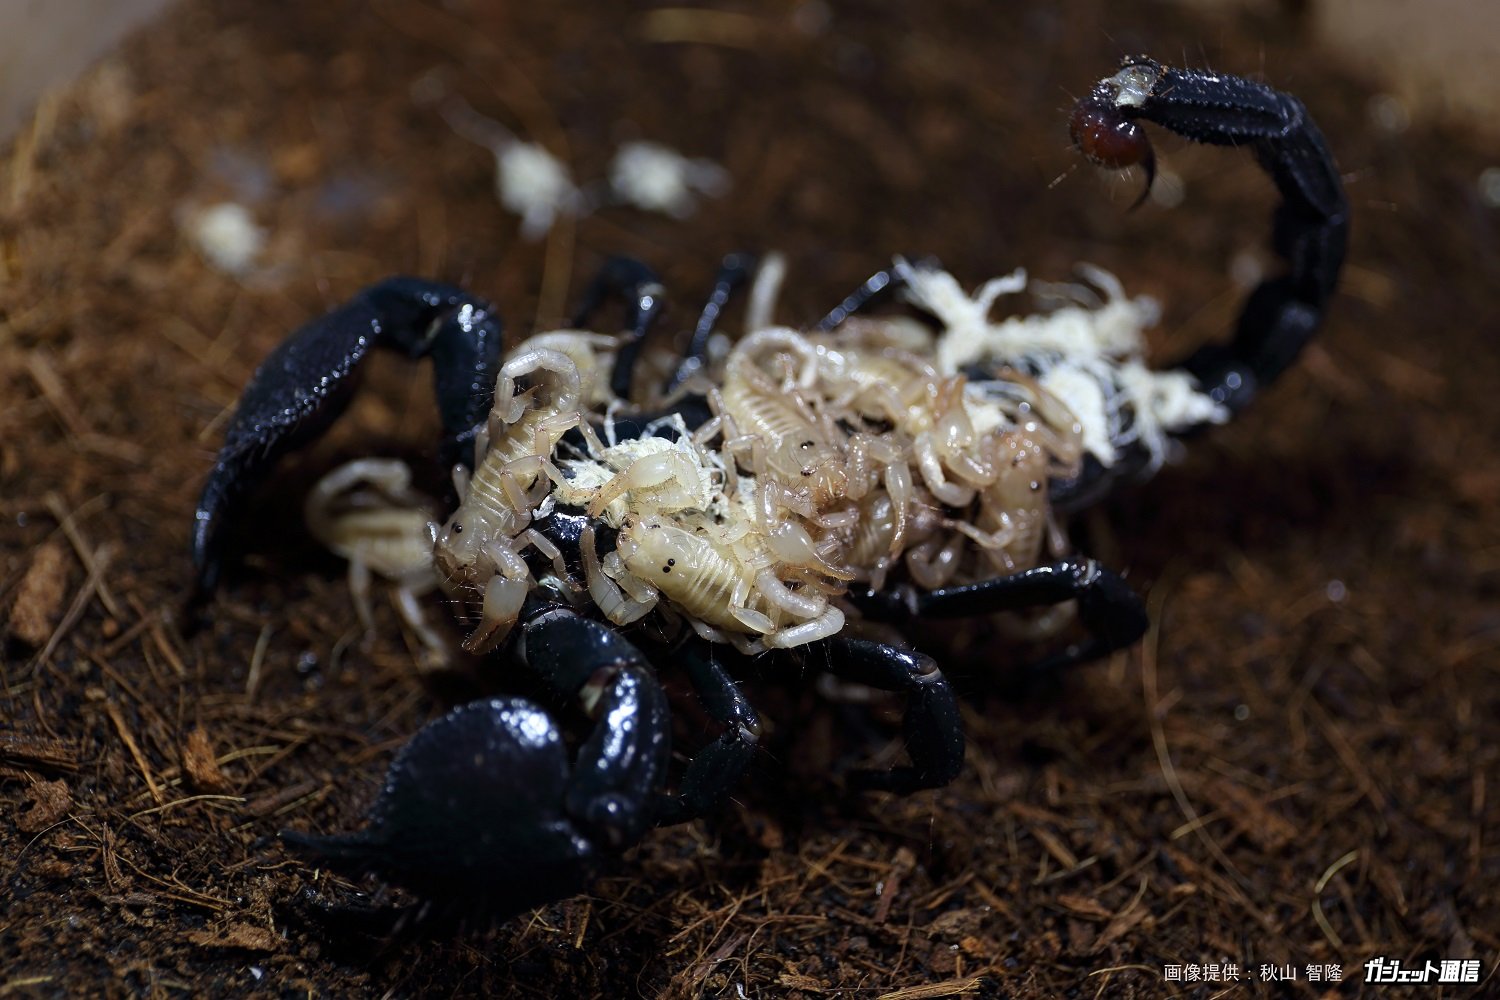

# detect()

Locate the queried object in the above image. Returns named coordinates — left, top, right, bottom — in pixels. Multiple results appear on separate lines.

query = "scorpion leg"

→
left=853, top=559, right=1149, bottom=677
left=191, top=277, right=503, bottom=603
left=571, top=256, right=668, bottom=402
left=655, top=646, right=762, bottom=825
left=931, top=560, right=1147, bottom=675
left=518, top=606, right=673, bottom=849
left=592, top=253, right=753, bottom=435
left=815, top=265, right=901, bottom=332
left=1072, top=56, right=1348, bottom=415
left=282, top=601, right=671, bottom=918
left=814, top=255, right=945, bottom=332
left=663, top=252, right=757, bottom=394
left=516, top=531, right=759, bottom=827
left=572, top=255, right=754, bottom=439
left=818, top=638, right=965, bottom=795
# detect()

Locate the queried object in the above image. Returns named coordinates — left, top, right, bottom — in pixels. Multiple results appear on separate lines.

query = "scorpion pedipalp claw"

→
left=282, top=697, right=601, bottom=920
left=190, top=277, right=503, bottom=607
left=282, top=609, right=676, bottom=921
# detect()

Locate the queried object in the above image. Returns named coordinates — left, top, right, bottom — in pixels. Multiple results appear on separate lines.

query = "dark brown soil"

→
left=2, top=1, right=1497, bottom=997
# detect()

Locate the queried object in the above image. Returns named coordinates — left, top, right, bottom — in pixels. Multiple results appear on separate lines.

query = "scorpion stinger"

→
left=190, top=277, right=503, bottom=604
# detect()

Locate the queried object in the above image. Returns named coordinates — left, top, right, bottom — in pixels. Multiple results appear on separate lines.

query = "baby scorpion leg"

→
left=192, top=277, right=503, bottom=604
left=571, top=256, right=668, bottom=402
left=815, top=638, right=965, bottom=795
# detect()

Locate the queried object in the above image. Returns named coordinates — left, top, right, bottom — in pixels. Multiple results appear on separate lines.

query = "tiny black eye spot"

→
left=666, top=559, right=675, bottom=567
left=800, top=440, right=815, bottom=448
left=662, top=565, right=672, bottom=574
left=452, top=522, right=463, bottom=533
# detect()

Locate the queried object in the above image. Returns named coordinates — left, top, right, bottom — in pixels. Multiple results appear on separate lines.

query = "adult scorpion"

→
left=190, top=57, right=1346, bottom=919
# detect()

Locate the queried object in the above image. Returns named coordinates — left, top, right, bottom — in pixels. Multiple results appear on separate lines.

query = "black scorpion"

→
left=190, top=58, right=1346, bottom=920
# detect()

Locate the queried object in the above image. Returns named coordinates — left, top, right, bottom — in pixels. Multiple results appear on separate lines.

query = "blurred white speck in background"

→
left=1366, top=93, right=1411, bottom=135
left=1148, top=165, right=1185, bottom=209
left=1229, top=250, right=1265, bottom=292
left=609, top=141, right=731, bottom=218
left=493, top=141, right=583, bottom=240
left=419, top=81, right=583, bottom=240
left=184, top=202, right=267, bottom=276
left=1478, top=167, right=1500, bottom=208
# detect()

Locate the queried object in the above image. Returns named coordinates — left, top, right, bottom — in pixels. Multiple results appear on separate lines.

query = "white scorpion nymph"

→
left=433, top=342, right=585, bottom=651
left=303, top=458, right=447, bottom=669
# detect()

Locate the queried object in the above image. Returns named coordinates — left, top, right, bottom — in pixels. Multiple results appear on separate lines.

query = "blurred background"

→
left=6, top=0, right=1499, bottom=142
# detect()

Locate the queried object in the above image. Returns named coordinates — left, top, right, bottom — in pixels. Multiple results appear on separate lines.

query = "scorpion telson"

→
left=190, top=58, right=1346, bottom=922
left=1070, top=61, right=1161, bottom=206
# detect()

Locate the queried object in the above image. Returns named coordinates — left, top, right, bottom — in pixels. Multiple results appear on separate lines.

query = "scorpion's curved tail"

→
left=1071, top=56, right=1348, bottom=416
left=817, top=58, right=1347, bottom=515
left=1050, top=56, right=1349, bottom=509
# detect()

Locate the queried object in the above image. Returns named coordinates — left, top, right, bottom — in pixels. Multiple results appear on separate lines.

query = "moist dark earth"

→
left=2, top=1, right=1497, bottom=997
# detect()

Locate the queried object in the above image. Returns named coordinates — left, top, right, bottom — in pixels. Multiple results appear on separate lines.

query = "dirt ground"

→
left=2, top=0, right=1497, bottom=997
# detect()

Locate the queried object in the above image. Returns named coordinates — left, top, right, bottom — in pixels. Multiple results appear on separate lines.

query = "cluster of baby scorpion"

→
left=387, top=253, right=1208, bottom=659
